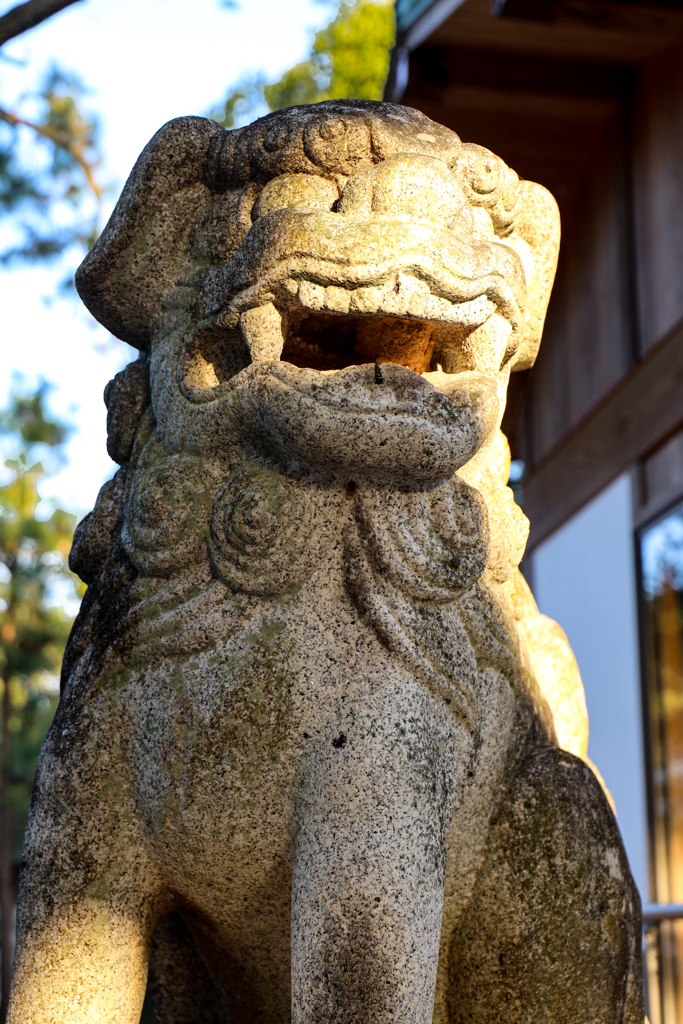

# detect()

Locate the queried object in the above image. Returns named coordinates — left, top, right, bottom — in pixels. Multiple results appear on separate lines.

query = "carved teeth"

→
left=324, top=286, right=351, bottom=314
left=349, top=286, right=382, bottom=314
left=294, top=274, right=496, bottom=329
left=427, top=292, right=496, bottom=327
left=426, top=294, right=452, bottom=321
left=239, top=302, right=285, bottom=363
left=378, top=272, right=430, bottom=317
left=298, top=280, right=326, bottom=311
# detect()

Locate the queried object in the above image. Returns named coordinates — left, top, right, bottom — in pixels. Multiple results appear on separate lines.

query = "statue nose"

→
left=338, top=152, right=470, bottom=232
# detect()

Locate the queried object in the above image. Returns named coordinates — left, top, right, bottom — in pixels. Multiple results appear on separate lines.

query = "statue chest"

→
left=92, top=600, right=483, bottom=875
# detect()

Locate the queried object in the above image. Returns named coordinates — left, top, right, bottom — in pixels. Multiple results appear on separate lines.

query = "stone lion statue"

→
left=8, top=100, right=642, bottom=1024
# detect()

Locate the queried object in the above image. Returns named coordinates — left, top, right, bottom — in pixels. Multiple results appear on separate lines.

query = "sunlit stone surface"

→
left=8, top=100, right=642, bottom=1024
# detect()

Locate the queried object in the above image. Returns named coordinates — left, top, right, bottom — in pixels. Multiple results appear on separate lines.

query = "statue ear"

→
left=503, top=180, right=560, bottom=371
left=75, top=116, right=230, bottom=351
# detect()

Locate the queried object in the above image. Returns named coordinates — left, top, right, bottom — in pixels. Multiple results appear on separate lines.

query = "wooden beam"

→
left=429, top=0, right=683, bottom=64
left=401, top=0, right=468, bottom=49
left=524, top=314, right=683, bottom=549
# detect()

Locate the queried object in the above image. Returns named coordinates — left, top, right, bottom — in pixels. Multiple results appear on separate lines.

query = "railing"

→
left=643, top=905, right=683, bottom=924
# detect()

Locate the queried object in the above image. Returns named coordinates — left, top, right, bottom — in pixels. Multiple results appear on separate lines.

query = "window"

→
left=639, top=502, right=683, bottom=1023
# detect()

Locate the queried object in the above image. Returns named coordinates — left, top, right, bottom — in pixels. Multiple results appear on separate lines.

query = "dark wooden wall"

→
left=633, top=42, right=683, bottom=353
left=398, top=2, right=683, bottom=544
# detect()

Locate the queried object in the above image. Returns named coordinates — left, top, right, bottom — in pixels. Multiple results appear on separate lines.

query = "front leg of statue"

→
left=290, top=683, right=466, bottom=1024
left=7, top=712, right=162, bottom=1024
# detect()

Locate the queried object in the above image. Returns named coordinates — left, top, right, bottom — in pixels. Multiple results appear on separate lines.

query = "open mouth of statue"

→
left=180, top=271, right=517, bottom=401
left=174, top=271, right=505, bottom=482
left=170, top=206, right=524, bottom=480
left=179, top=199, right=526, bottom=398
left=279, top=275, right=501, bottom=375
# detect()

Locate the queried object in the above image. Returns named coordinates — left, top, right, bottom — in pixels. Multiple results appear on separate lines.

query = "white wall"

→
left=530, top=474, right=649, bottom=897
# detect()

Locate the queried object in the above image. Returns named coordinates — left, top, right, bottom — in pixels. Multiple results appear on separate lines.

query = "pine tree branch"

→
left=0, top=0, right=82, bottom=48
left=0, top=104, right=101, bottom=197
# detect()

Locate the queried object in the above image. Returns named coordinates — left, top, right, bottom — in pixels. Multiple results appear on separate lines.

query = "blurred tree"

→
left=0, top=0, right=101, bottom=267
left=0, top=385, right=82, bottom=1020
left=211, top=0, right=395, bottom=128
left=0, top=66, right=101, bottom=265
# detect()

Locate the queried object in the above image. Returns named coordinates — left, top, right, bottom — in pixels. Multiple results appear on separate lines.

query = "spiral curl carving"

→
left=343, top=477, right=489, bottom=729
left=209, top=466, right=323, bottom=595
left=352, top=478, right=489, bottom=604
left=123, top=455, right=216, bottom=577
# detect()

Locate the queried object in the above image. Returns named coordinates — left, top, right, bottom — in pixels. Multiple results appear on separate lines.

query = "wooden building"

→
left=384, top=1, right=683, bottom=1018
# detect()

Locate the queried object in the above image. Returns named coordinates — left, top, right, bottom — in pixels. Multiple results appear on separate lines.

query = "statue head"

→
left=76, top=100, right=559, bottom=485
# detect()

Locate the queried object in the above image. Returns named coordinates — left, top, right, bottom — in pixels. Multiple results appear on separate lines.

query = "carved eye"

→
left=318, top=118, right=346, bottom=141
left=471, top=159, right=499, bottom=194
left=252, top=173, right=339, bottom=220
left=457, top=145, right=502, bottom=195
left=263, top=124, right=289, bottom=153
left=304, top=114, right=372, bottom=174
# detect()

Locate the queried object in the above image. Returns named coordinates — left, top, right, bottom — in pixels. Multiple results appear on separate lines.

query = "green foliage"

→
left=0, top=65, right=101, bottom=265
left=215, top=77, right=266, bottom=130
left=0, top=384, right=82, bottom=858
left=212, top=0, right=395, bottom=129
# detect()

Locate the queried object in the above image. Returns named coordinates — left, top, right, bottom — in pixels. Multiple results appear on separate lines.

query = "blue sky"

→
left=0, top=0, right=332, bottom=515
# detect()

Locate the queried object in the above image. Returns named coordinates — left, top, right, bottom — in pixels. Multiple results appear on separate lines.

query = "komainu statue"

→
left=8, top=100, right=643, bottom=1024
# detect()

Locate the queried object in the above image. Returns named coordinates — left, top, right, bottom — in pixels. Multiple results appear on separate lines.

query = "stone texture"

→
left=8, top=100, right=642, bottom=1024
